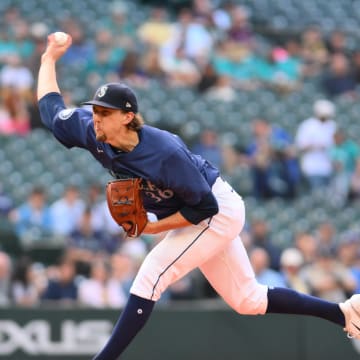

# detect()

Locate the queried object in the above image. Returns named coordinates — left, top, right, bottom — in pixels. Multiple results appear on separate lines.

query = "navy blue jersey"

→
left=39, top=93, right=220, bottom=221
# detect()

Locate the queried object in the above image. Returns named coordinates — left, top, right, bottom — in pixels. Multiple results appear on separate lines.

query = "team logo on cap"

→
left=125, top=102, right=132, bottom=108
left=97, top=85, right=108, bottom=98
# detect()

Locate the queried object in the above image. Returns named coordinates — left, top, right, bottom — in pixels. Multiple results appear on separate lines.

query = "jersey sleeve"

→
left=38, top=92, right=92, bottom=149
left=160, top=148, right=219, bottom=224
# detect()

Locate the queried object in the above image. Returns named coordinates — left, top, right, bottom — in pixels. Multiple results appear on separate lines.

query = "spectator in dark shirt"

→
left=326, top=30, right=350, bottom=57
left=323, top=53, right=357, bottom=98
left=66, top=207, right=118, bottom=276
left=246, top=119, right=299, bottom=199
left=249, top=218, right=281, bottom=271
left=197, top=62, right=219, bottom=93
left=41, top=257, right=78, bottom=303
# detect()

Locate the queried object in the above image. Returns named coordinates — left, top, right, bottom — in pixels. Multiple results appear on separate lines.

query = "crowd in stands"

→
left=1, top=0, right=360, bottom=307
left=1, top=1, right=360, bottom=136
left=1, top=183, right=360, bottom=306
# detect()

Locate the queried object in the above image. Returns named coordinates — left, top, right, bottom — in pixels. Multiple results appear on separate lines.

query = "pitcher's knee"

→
left=130, top=266, right=176, bottom=301
left=231, top=283, right=268, bottom=315
left=130, top=274, right=161, bottom=301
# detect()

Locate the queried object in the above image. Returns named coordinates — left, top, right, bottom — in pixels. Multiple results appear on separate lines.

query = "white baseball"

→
left=54, top=32, right=68, bottom=45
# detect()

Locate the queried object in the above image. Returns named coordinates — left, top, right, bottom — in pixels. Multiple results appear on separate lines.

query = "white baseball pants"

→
left=130, top=177, right=268, bottom=315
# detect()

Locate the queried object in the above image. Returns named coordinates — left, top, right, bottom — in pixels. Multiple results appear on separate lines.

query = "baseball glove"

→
left=106, top=178, right=148, bottom=238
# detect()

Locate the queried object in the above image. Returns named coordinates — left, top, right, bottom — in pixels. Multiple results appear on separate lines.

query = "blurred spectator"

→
left=92, top=199, right=126, bottom=238
left=295, top=232, right=318, bottom=265
left=192, top=128, right=223, bottom=169
left=160, top=46, right=201, bottom=87
left=78, top=259, right=127, bottom=308
left=100, top=1, right=135, bottom=49
left=87, top=182, right=125, bottom=242
left=250, top=247, right=286, bottom=287
left=67, top=207, right=118, bottom=267
left=28, top=262, right=48, bottom=298
left=161, top=8, right=213, bottom=65
left=245, top=118, right=299, bottom=199
left=192, top=0, right=213, bottom=21
left=120, top=237, right=149, bottom=274
left=226, top=6, right=254, bottom=55
left=257, top=43, right=303, bottom=93
left=0, top=88, right=31, bottom=136
left=314, top=221, right=337, bottom=254
left=0, top=251, right=11, bottom=306
left=137, top=7, right=173, bottom=48
left=86, top=182, right=103, bottom=209
left=110, top=252, right=136, bottom=295
left=85, top=27, right=127, bottom=87
left=10, top=18, right=35, bottom=60
left=295, top=99, right=337, bottom=190
left=50, top=185, right=85, bottom=237
left=300, top=26, right=328, bottom=76
left=336, top=230, right=360, bottom=268
left=0, top=54, right=34, bottom=93
left=322, top=53, right=357, bottom=98
left=41, top=257, right=78, bottom=303
left=9, top=186, right=53, bottom=247
left=280, top=248, right=310, bottom=294
left=86, top=48, right=118, bottom=84
left=1, top=6, right=25, bottom=43
left=61, top=90, right=77, bottom=108
left=220, top=135, right=243, bottom=177
left=117, top=51, right=149, bottom=88
left=205, top=75, right=236, bottom=102
left=59, top=19, right=95, bottom=68
left=249, top=218, right=281, bottom=270
left=212, top=41, right=258, bottom=91
left=11, top=256, right=40, bottom=306
left=301, top=246, right=356, bottom=302
left=326, top=30, right=350, bottom=57
left=196, top=62, right=219, bottom=93
left=140, top=45, right=166, bottom=82
left=93, top=27, right=126, bottom=66
left=329, top=129, right=360, bottom=205
left=0, top=30, right=17, bottom=63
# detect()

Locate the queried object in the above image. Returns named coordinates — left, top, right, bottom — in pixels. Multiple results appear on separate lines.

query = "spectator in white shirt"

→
left=78, top=259, right=127, bottom=308
left=295, top=99, right=337, bottom=189
left=0, top=54, right=34, bottom=92
left=160, top=8, right=214, bottom=65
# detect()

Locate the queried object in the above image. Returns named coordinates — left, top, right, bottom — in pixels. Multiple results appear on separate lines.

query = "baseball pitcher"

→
left=37, top=33, right=360, bottom=360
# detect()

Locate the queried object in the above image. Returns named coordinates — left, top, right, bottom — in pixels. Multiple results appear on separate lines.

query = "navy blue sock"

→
left=266, top=287, right=345, bottom=327
left=93, top=294, right=155, bottom=360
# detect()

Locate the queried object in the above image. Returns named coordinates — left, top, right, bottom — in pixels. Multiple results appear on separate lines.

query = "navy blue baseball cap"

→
left=82, top=83, right=138, bottom=113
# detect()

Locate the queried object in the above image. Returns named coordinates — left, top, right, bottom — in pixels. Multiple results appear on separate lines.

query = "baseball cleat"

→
left=340, top=294, right=360, bottom=339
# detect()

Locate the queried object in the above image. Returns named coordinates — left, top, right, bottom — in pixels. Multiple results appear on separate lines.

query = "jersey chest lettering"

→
left=140, top=179, right=174, bottom=203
